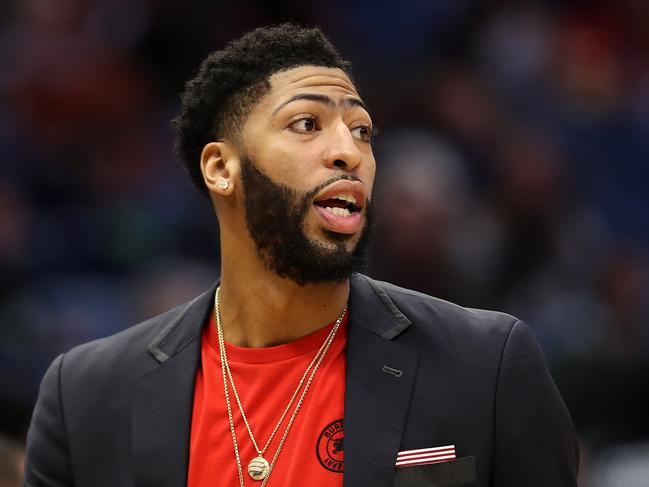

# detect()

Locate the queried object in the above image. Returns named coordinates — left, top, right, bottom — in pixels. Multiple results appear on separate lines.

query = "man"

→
left=25, top=24, right=579, bottom=486
left=0, top=435, right=25, bottom=487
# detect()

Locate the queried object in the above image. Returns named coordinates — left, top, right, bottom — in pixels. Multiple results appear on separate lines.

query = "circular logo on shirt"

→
left=316, top=419, right=344, bottom=473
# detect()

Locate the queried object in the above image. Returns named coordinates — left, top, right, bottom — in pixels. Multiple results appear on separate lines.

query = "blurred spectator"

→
left=589, top=442, right=649, bottom=487
left=0, top=435, right=24, bottom=487
left=371, top=130, right=505, bottom=306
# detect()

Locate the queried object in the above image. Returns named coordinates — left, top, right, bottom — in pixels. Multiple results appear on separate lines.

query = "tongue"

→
left=315, top=198, right=348, bottom=209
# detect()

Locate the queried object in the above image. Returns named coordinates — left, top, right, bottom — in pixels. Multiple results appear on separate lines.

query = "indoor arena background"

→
left=1, top=1, right=648, bottom=485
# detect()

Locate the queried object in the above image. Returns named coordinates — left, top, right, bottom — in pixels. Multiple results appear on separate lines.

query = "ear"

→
left=200, top=141, right=240, bottom=196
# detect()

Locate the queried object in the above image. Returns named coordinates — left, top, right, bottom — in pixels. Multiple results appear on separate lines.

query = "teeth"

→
left=325, top=206, right=351, bottom=217
left=333, top=194, right=356, bottom=205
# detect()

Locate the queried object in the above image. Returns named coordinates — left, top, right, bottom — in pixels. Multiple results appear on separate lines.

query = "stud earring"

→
left=218, top=180, right=229, bottom=190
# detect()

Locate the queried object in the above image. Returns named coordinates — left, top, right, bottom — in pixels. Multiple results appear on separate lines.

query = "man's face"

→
left=237, top=66, right=377, bottom=284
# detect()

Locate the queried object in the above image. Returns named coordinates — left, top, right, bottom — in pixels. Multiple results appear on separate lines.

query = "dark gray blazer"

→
left=25, top=273, right=579, bottom=487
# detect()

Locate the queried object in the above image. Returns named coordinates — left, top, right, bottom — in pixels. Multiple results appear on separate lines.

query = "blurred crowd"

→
left=1, top=0, right=648, bottom=485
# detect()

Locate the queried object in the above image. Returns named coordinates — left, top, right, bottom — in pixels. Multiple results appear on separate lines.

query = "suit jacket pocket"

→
left=393, top=456, right=476, bottom=487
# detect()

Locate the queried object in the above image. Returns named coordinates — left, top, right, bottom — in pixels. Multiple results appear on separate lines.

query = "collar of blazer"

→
left=133, top=273, right=419, bottom=487
left=145, top=272, right=413, bottom=364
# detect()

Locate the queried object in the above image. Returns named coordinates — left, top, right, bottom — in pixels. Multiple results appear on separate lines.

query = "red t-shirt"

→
left=187, top=311, right=348, bottom=486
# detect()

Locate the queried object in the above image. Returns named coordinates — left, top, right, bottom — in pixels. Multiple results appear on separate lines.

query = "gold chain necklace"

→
left=214, top=287, right=346, bottom=487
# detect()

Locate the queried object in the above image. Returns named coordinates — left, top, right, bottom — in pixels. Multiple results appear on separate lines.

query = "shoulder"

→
left=57, top=289, right=209, bottom=383
left=363, top=275, right=520, bottom=339
left=354, top=274, right=529, bottom=369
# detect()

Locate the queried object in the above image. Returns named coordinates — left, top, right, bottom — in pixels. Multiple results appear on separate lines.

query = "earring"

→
left=218, top=180, right=229, bottom=190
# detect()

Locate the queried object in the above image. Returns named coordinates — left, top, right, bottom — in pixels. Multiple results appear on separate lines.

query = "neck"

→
left=217, top=254, right=350, bottom=349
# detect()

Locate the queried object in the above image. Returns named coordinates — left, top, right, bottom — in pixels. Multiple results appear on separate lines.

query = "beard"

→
left=239, top=155, right=375, bottom=285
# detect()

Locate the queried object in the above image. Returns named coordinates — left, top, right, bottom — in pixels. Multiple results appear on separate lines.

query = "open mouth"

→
left=312, top=180, right=366, bottom=234
left=313, top=194, right=361, bottom=218
left=312, top=179, right=366, bottom=234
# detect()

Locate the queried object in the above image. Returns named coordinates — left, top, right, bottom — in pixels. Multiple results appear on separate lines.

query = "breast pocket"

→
left=393, top=456, right=476, bottom=487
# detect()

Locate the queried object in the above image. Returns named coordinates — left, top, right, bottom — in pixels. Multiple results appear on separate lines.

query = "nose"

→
left=323, top=121, right=362, bottom=172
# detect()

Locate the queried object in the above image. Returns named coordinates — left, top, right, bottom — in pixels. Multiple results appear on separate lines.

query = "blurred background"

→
left=1, top=0, right=648, bottom=485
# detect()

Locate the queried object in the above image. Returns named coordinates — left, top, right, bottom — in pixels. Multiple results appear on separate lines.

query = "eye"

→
left=351, top=125, right=373, bottom=142
left=290, top=117, right=318, bottom=133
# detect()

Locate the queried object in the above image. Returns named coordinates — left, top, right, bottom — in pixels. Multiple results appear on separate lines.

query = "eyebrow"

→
left=272, top=93, right=367, bottom=116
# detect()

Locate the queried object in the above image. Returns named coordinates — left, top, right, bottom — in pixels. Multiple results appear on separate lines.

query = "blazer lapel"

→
left=129, top=275, right=417, bottom=487
left=344, top=274, right=420, bottom=487
left=131, top=285, right=216, bottom=487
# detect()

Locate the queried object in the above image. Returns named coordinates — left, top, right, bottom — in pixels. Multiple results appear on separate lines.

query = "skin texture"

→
left=200, top=66, right=376, bottom=348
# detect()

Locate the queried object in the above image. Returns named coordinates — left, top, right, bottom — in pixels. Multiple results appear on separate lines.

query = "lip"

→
left=314, top=205, right=363, bottom=234
left=312, top=179, right=366, bottom=235
left=313, top=180, right=366, bottom=209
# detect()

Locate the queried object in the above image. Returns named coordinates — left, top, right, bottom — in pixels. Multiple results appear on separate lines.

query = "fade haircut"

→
left=173, top=23, right=353, bottom=195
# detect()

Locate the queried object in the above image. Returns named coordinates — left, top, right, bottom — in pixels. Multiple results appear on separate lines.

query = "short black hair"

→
left=173, top=23, right=353, bottom=195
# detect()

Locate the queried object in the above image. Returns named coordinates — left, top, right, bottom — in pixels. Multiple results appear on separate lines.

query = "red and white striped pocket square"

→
left=395, top=444, right=456, bottom=468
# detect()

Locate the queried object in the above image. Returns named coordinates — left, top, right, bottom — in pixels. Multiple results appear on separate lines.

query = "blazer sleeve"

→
left=24, top=354, right=75, bottom=487
left=491, top=320, right=579, bottom=486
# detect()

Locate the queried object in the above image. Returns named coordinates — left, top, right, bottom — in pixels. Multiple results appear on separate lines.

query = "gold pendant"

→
left=247, top=456, right=270, bottom=481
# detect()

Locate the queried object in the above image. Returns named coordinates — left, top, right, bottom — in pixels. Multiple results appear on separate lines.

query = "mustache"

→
left=305, top=174, right=363, bottom=201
